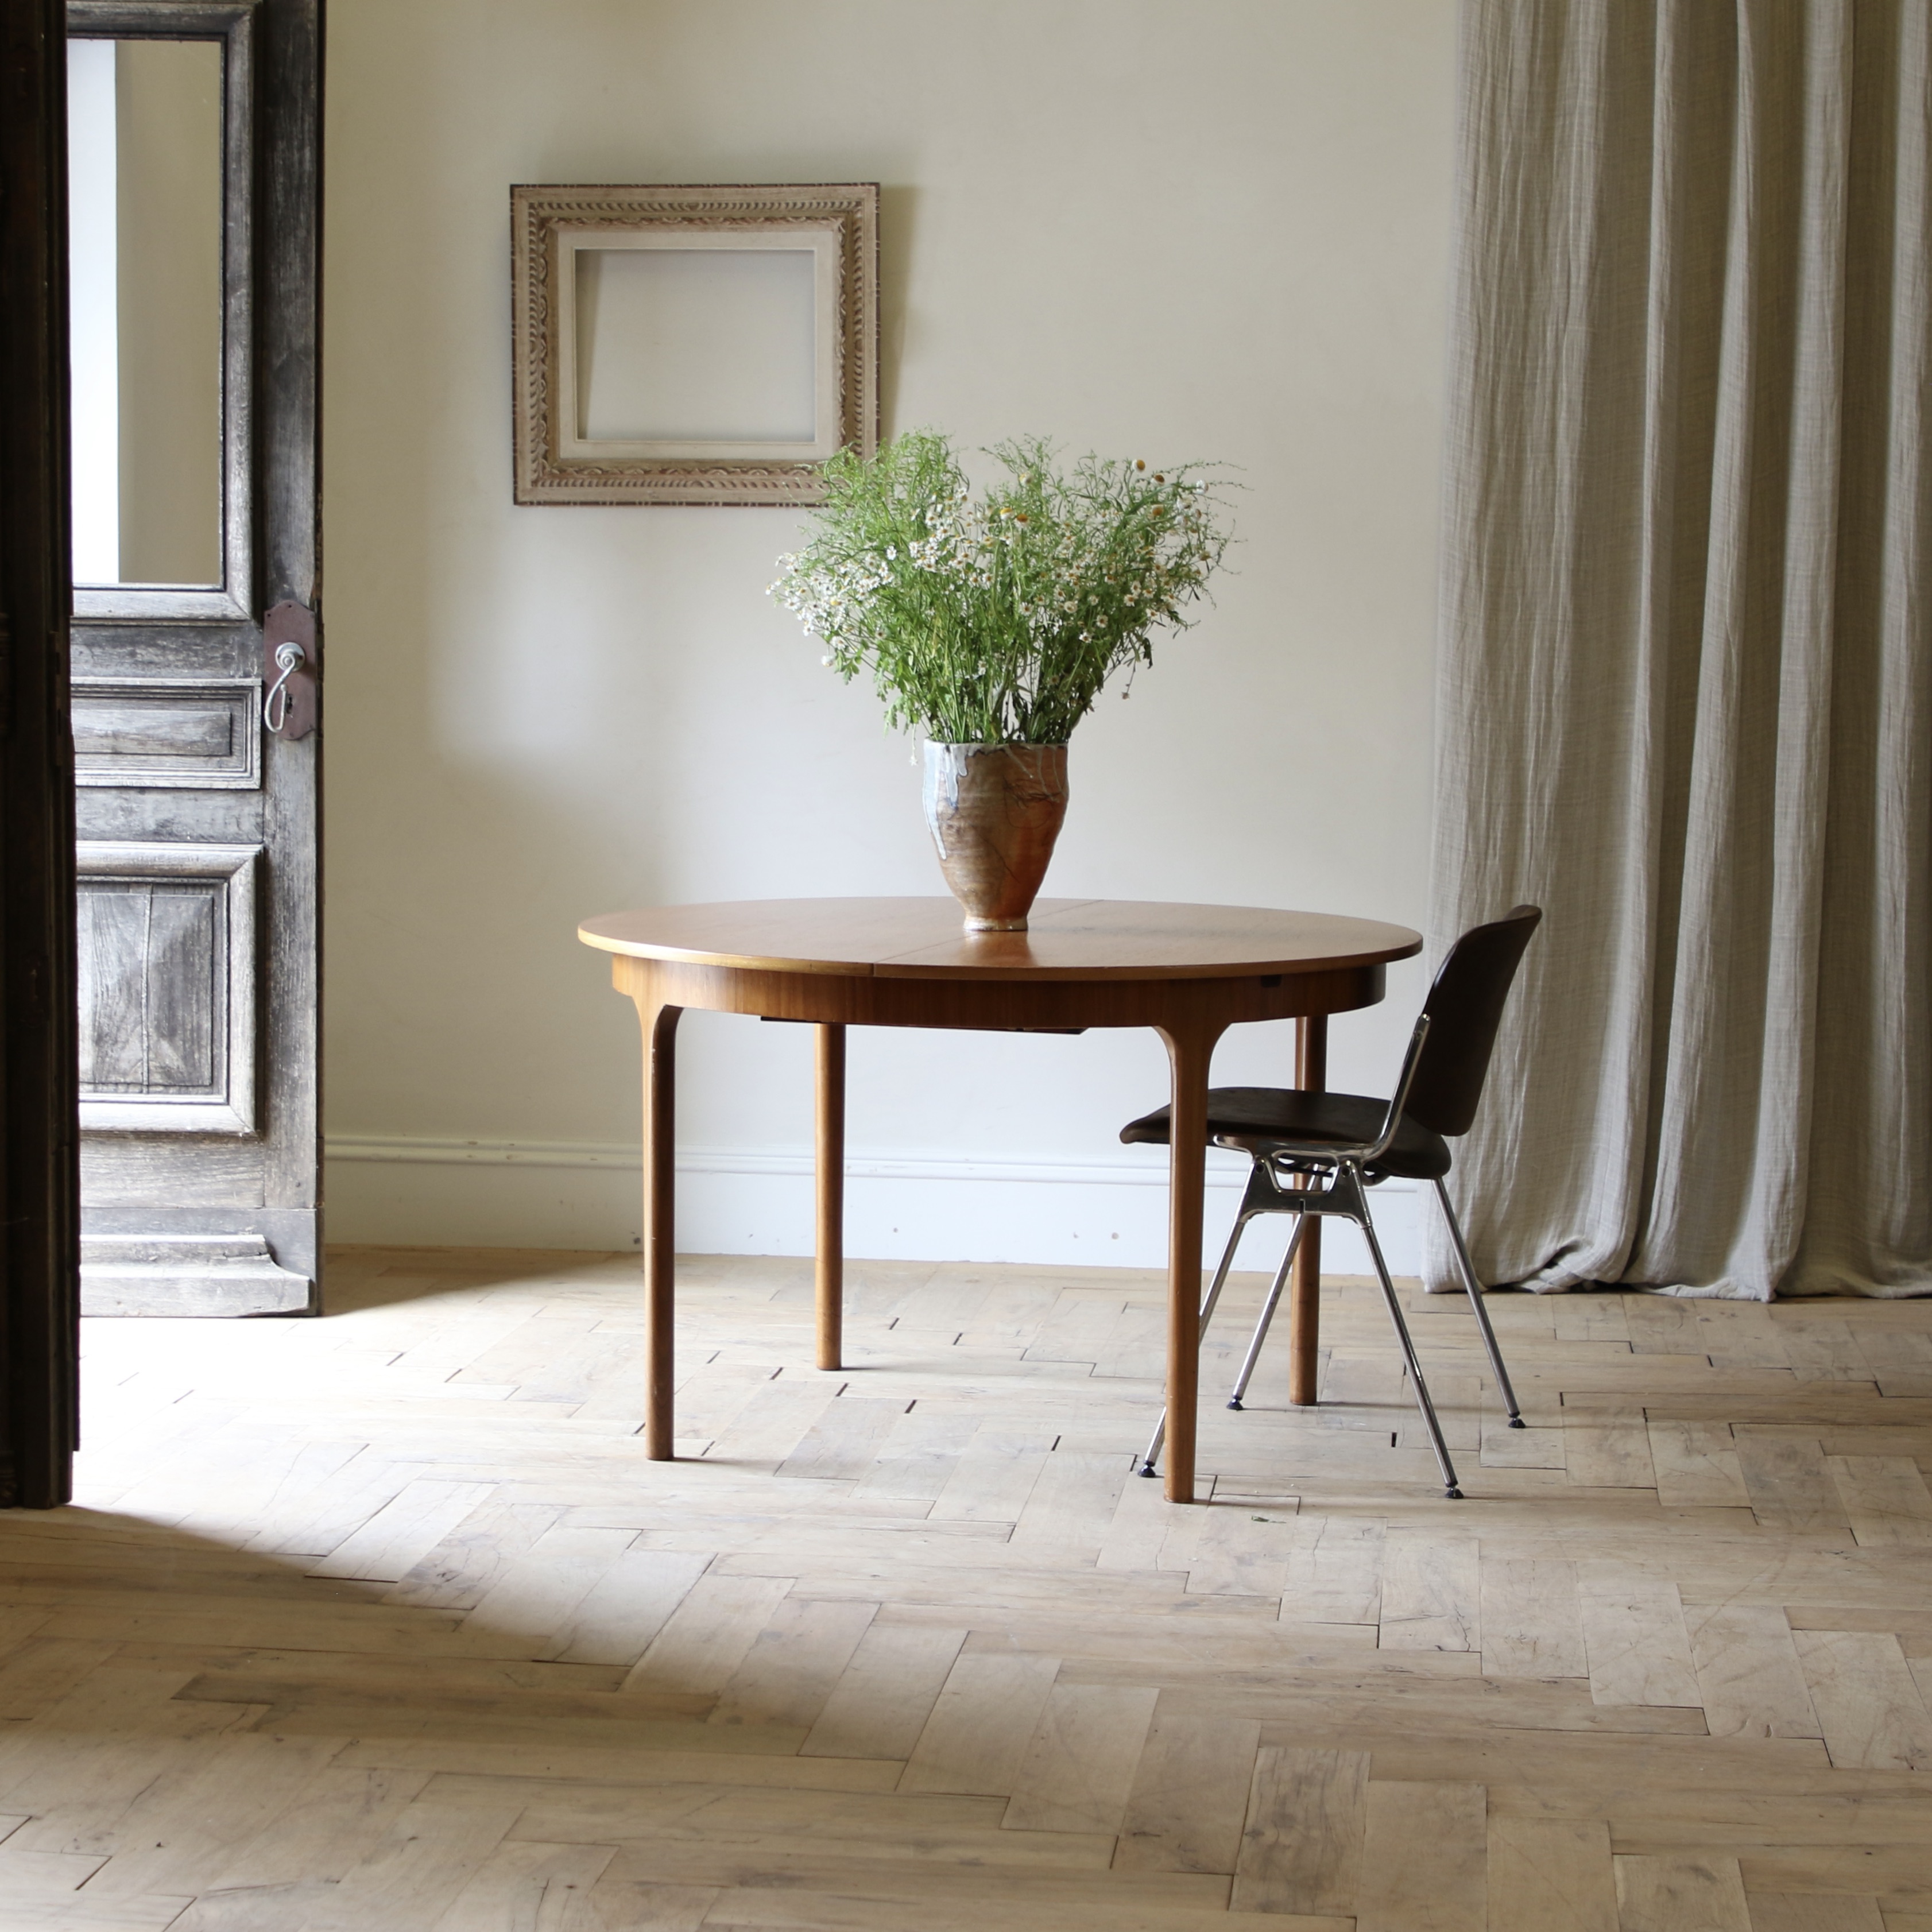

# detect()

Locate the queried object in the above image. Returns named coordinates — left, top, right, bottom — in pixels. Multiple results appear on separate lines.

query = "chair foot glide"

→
left=1508, top=1416, right=1526, bottom=1428
left=1445, top=1486, right=1463, bottom=1499
left=1139, top=1462, right=1159, bottom=1478
left=1226, top=1397, right=1244, bottom=1411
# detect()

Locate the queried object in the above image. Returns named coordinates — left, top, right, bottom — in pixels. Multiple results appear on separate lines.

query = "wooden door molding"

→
left=71, top=676, right=265, bottom=788
left=0, top=0, right=83, bottom=1507
left=76, top=838, right=261, bottom=1133
left=67, top=0, right=257, bottom=622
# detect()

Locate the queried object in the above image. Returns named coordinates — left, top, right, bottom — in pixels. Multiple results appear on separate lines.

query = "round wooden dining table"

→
left=579, top=897, right=1422, bottom=1503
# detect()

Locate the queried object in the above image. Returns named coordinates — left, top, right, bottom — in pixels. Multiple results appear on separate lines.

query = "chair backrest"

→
left=1399, top=905, right=1542, bottom=1139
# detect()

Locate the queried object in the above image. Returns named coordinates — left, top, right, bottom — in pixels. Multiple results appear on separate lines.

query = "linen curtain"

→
left=1432, top=0, right=1930, bottom=1299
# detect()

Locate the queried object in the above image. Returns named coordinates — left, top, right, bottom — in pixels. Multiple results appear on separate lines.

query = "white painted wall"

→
left=322, top=0, right=1458, bottom=1273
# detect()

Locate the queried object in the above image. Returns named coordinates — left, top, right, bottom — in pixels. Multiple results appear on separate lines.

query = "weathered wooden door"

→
left=67, top=0, right=322, bottom=1315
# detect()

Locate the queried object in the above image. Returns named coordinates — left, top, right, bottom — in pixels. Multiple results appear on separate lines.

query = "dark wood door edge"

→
left=0, top=0, right=83, bottom=1508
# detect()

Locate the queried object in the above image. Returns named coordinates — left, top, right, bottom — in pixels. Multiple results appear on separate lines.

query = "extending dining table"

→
left=578, top=897, right=1422, bottom=1503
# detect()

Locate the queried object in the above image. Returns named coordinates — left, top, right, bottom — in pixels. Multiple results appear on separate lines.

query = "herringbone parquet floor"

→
left=2, top=1246, right=1930, bottom=1930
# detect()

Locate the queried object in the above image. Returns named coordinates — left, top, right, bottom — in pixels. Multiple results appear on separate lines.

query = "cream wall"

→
left=322, top=0, right=1458, bottom=1269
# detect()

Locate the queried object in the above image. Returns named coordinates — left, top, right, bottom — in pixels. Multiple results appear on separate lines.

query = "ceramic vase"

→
left=922, top=741, right=1070, bottom=932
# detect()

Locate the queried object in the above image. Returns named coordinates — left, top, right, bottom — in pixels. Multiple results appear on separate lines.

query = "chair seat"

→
left=1119, top=1086, right=1453, bottom=1181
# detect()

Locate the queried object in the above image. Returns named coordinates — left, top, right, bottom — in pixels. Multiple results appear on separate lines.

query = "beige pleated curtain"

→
left=1432, top=1, right=1930, bottom=1299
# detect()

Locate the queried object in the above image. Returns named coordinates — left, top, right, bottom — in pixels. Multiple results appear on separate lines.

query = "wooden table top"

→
left=578, top=898, right=1422, bottom=984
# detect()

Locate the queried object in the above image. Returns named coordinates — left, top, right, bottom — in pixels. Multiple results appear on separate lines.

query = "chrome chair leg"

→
left=1356, top=1171, right=1461, bottom=1497
left=1228, top=1214, right=1306, bottom=1410
left=1432, top=1177, right=1523, bottom=1425
left=1139, top=1207, right=1256, bottom=1478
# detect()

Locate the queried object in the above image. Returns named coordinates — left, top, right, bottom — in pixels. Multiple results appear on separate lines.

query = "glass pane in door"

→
left=68, top=36, right=224, bottom=589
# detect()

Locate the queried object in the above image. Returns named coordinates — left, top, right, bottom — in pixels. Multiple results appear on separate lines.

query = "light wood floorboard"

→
left=0, top=1252, right=1925, bottom=1925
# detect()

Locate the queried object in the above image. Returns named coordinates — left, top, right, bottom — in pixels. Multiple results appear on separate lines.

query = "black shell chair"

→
left=1121, top=905, right=1542, bottom=1498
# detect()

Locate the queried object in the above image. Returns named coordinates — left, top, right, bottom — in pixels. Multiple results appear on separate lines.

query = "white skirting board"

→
left=324, top=1135, right=1422, bottom=1275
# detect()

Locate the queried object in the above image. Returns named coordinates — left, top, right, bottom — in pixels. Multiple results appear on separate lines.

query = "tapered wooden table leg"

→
left=1159, top=1017, right=1223, bottom=1504
left=1290, top=1012, right=1327, bottom=1406
left=815, top=1023, right=846, bottom=1371
left=639, top=997, right=683, bottom=1458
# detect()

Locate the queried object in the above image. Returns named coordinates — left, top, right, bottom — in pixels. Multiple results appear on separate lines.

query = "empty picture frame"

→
left=511, top=182, right=879, bottom=506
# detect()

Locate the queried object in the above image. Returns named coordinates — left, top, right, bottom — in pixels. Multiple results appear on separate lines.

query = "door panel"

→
left=67, top=5, right=253, bottom=622
left=68, top=0, right=320, bottom=1317
left=76, top=839, right=259, bottom=1130
left=73, top=679, right=262, bottom=787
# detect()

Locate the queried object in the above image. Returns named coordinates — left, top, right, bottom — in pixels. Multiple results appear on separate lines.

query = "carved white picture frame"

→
left=511, top=183, right=878, bottom=506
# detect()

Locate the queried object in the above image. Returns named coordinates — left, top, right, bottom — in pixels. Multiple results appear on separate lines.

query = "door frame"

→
left=0, top=0, right=83, bottom=1509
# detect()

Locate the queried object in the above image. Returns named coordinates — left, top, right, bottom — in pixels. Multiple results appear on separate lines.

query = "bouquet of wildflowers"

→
left=771, top=431, right=1232, bottom=744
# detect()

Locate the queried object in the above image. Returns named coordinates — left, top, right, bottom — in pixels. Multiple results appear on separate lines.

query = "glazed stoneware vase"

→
left=922, top=741, right=1070, bottom=931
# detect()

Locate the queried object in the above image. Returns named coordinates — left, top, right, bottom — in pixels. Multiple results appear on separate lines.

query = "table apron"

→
left=610, top=957, right=1385, bottom=1031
